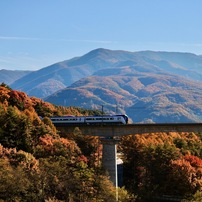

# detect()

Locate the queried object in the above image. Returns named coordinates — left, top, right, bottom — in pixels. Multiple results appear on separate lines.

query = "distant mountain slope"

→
left=0, top=69, right=31, bottom=85
left=136, top=51, right=202, bottom=81
left=11, top=48, right=202, bottom=98
left=11, top=48, right=129, bottom=98
left=45, top=66, right=202, bottom=123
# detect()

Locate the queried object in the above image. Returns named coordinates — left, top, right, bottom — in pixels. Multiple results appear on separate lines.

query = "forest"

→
left=0, top=83, right=202, bottom=201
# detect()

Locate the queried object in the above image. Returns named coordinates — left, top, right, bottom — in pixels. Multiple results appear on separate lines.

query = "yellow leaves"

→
left=122, top=132, right=202, bottom=151
left=0, top=86, right=10, bottom=103
left=0, top=145, right=39, bottom=172
left=23, top=107, right=38, bottom=121
left=0, top=144, right=3, bottom=156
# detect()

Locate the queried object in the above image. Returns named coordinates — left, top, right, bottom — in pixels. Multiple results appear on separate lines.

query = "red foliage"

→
left=184, top=155, right=202, bottom=168
left=77, top=155, right=88, bottom=164
left=9, top=90, right=33, bottom=108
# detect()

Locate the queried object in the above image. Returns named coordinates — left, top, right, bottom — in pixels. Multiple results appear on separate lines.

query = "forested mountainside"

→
left=0, top=84, right=132, bottom=201
left=10, top=48, right=202, bottom=99
left=46, top=68, right=202, bottom=123
left=0, top=69, right=31, bottom=85
left=1, top=84, right=202, bottom=201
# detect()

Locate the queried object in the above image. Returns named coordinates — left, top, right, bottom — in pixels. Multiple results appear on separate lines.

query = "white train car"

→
left=50, top=114, right=128, bottom=125
left=50, top=116, right=85, bottom=124
left=85, top=115, right=128, bottom=124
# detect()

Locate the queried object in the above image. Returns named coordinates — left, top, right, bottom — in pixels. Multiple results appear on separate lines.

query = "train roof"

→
left=50, top=114, right=128, bottom=118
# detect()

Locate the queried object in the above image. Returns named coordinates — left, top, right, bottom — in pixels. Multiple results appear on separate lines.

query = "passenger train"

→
left=50, top=114, right=128, bottom=125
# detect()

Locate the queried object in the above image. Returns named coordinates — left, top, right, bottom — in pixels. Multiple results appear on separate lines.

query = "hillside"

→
left=1, top=85, right=202, bottom=201
left=0, top=84, right=129, bottom=201
left=45, top=65, right=202, bottom=123
left=11, top=48, right=202, bottom=98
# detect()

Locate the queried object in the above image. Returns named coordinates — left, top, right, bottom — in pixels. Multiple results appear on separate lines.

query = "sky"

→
left=1, top=0, right=202, bottom=70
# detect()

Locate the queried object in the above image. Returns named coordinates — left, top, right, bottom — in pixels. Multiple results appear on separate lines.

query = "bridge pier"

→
left=100, top=137, right=120, bottom=187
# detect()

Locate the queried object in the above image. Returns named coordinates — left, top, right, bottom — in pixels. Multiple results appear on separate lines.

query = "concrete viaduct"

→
left=55, top=123, right=202, bottom=187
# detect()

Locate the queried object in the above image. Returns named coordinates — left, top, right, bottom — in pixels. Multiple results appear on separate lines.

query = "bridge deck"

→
left=55, top=123, right=202, bottom=137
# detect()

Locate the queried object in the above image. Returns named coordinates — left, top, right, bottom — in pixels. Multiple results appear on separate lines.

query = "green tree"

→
left=0, top=82, right=12, bottom=90
left=0, top=146, right=42, bottom=201
left=0, top=106, right=34, bottom=152
left=140, top=143, right=181, bottom=197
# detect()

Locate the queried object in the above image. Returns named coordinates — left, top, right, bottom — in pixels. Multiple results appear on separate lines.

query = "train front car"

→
left=123, top=114, right=129, bottom=124
left=115, top=114, right=129, bottom=124
left=85, top=115, right=118, bottom=125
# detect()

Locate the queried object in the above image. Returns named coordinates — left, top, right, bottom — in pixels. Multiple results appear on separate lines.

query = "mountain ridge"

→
left=45, top=67, right=202, bottom=123
left=10, top=48, right=202, bottom=98
left=3, top=48, right=202, bottom=123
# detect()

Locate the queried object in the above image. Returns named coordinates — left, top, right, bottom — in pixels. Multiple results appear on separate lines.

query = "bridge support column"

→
left=100, top=137, right=119, bottom=187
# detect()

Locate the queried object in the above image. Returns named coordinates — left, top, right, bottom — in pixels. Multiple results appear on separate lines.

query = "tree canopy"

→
left=1, top=84, right=202, bottom=201
left=0, top=85, right=134, bottom=201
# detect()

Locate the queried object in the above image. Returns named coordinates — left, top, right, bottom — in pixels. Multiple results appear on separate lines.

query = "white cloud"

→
left=0, top=36, right=117, bottom=44
left=0, top=36, right=41, bottom=41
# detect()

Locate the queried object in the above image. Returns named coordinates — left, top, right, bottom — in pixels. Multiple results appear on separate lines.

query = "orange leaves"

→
left=0, top=145, right=17, bottom=158
left=184, top=155, right=202, bottom=168
left=39, top=134, right=54, bottom=147
left=170, top=155, right=202, bottom=193
left=37, top=134, right=81, bottom=159
left=0, top=86, right=33, bottom=110
left=9, top=90, right=27, bottom=103
left=122, top=132, right=202, bottom=153
left=120, top=131, right=202, bottom=198
left=39, top=134, right=75, bottom=151
left=0, top=86, right=10, bottom=104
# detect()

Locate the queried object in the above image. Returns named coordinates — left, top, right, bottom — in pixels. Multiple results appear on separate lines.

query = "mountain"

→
left=9, top=48, right=202, bottom=123
left=45, top=64, right=202, bottom=123
left=11, top=48, right=202, bottom=98
left=136, top=51, right=202, bottom=81
left=0, top=69, right=31, bottom=85
left=11, top=48, right=130, bottom=98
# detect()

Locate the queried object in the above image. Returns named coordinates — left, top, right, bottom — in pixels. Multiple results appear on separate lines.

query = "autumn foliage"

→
left=1, top=84, right=202, bottom=201
left=0, top=84, right=124, bottom=201
left=120, top=132, right=202, bottom=201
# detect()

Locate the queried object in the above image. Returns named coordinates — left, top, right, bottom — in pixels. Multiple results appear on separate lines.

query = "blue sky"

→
left=1, top=0, right=202, bottom=70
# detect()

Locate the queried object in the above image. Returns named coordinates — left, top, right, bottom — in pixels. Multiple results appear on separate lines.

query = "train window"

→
left=86, top=118, right=93, bottom=120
